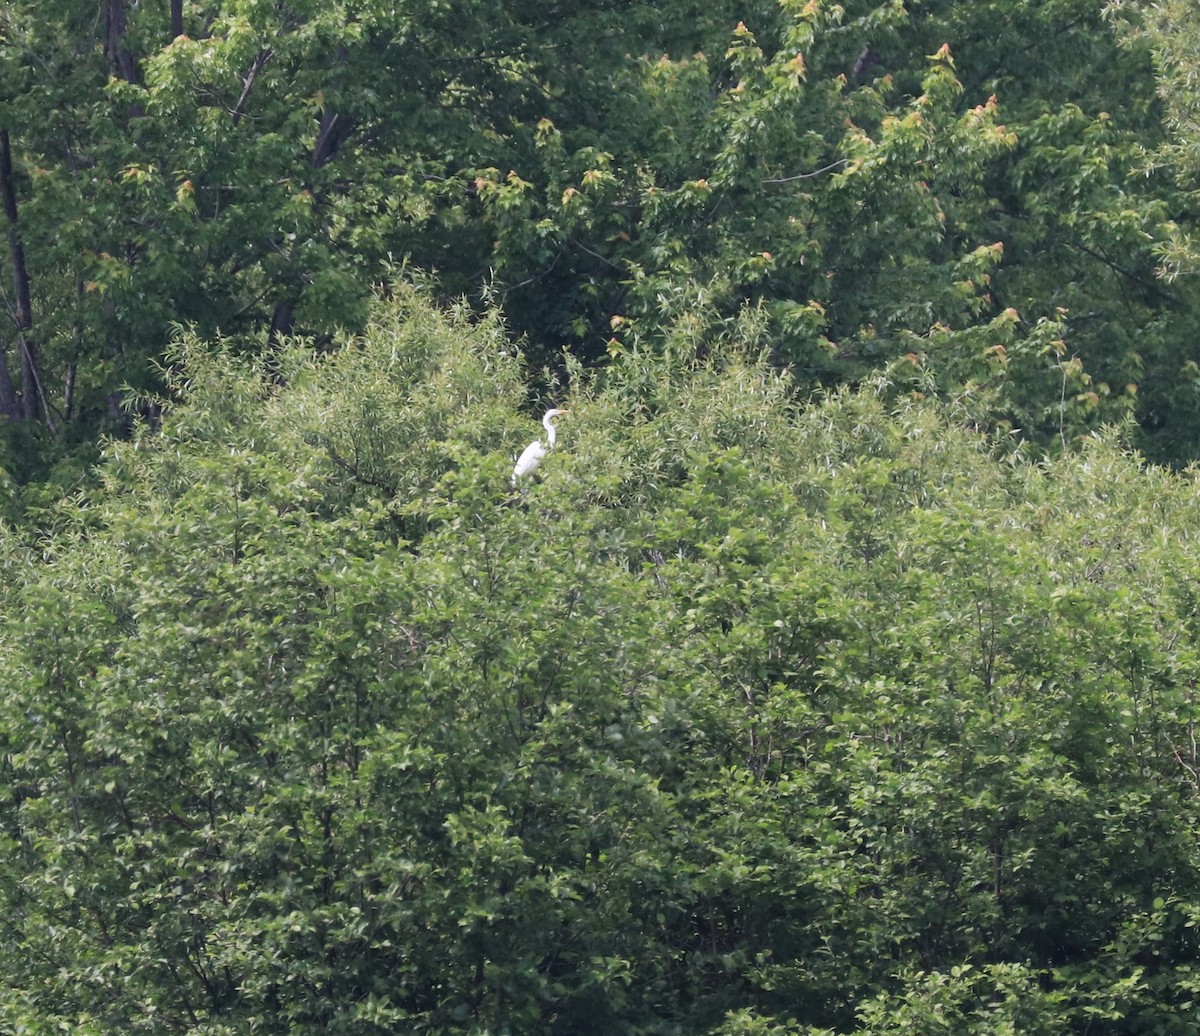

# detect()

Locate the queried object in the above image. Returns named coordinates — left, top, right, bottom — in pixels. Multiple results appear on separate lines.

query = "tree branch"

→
left=231, top=49, right=273, bottom=124
left=762, top=158, right=850, bottom=184
left=312, top=110, right=357, bottom=169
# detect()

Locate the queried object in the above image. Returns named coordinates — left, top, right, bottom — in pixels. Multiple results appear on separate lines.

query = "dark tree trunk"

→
left=1, top=130, right=32, bottom=333
left=63, top=360, right=76, bottom=423
left=311, top=49, right=356, bottom=169
left=2, top=131, right=58, bottom=430
left=312, top=110, right=356, bottom=169
left=265, top=300, right=296, bottom=386
left=106, top=0, right=139, bottom=84
left=269, top=299, right=295, bottom=346
left=171, top=0, right=184, bottom=39
left=852, top=45, right=881, bottom=84
left=2, top=130, right=36, bottom=423
left=0, top=341, right=19, bottom=420
left=18, top=338, right=40, bottom=423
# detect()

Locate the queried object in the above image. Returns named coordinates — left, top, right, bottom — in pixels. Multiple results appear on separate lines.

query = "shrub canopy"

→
left=3, top=287, right=1200, bottom=1033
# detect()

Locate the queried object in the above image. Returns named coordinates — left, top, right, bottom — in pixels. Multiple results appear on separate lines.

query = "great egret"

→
left=511, top=408, right=568, bottom=485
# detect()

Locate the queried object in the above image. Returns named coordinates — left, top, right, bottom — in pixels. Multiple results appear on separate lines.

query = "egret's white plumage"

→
left=511, top=408, right=568, bottom=485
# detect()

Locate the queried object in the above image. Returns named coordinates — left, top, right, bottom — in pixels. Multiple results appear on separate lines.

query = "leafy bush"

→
left=3, top=286, right=1200, bottom=1033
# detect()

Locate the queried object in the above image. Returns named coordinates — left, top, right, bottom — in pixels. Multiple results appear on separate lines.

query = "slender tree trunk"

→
left=63, top=360, right=76, bottom=423
left=0, top=340, right=19, bottom=419
left=170, top=0, right=184, bottom=39
left=19, top=333, right=57, bottom=429
left=0, top=128, right=49, bottom=426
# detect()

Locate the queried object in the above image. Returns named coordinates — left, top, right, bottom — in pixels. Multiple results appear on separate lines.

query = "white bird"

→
left=511, top=408, right=568, bottom=485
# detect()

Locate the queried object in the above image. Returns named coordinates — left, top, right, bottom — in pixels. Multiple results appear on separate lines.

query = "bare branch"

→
left=762, top=158, right=850, bottom=184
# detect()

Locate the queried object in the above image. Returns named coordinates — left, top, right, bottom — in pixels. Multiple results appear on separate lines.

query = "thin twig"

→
left=570, top=237, right=625, bottom=271
left=762, top=158, right=850, bottom=184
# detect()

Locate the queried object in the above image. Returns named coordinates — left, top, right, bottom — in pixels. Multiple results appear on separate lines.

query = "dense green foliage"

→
left=6, top=0, right=1200, bottom=1029
left=1, top=0, right=1200, bottom=471
left=4, top=287, right=1200, bottom=1032
left=1111, top=0, right=1200, bottom=276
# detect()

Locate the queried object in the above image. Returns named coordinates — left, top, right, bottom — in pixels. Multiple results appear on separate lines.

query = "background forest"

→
left=5, top=0, right=1200, bottom=1033
left=2, top=0, right=1200, bottom=480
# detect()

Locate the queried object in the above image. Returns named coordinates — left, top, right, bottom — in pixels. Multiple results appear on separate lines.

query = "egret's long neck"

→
left=543, top=414, right=557, bottom=448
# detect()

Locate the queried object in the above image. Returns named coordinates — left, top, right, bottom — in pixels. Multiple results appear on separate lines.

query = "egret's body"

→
left=511, top=408, right=567, bottom=485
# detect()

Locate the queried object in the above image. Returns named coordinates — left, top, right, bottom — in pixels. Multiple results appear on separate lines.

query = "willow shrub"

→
left=3, top=284, right=1200, bottom=1034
